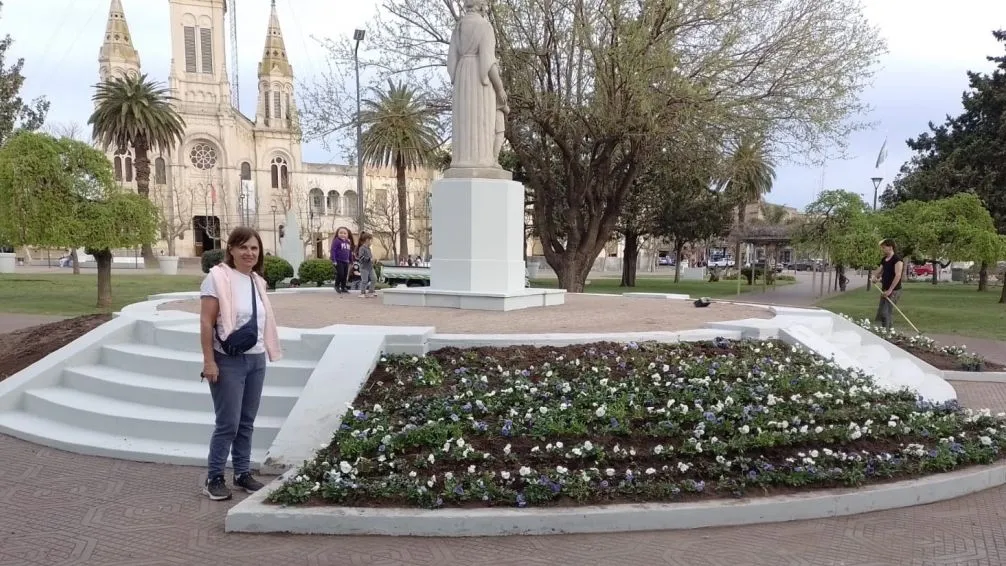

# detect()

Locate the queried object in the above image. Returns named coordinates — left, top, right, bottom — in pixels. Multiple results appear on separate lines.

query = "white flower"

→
left=738, top=425, right=750, bottom=434
left=409, top=471, right=417, bottom=478
left=677, top=462, right=690, bottom=473
left=339, top=461, right=353, bottom=474
left=556, top=466, right=568, bottom=474
left=445, top=472, right=454, bottom=480
left=583, top=440, right=594, bottom=451
left=539, top=406, right=549, bottom=415
left=503, top=443, right=512, bottom=455
left=519, top=466, right=532, bottom=477
left=501, top=471, right=511, bottom=480
left=980, top=436, right=993, bottom=446
left=595, top=405, right=607, bottom=418
left=605, top=468, right=615, bottom=477
left=427, top=453, right=436, bottom=464
left=653, top=445, right=664, bottom=454
left=373, top=403, right=383, bottom=413
left=456, top=438, right=466, bottom=447
left=645, top=467, right=656, bottom=475
left=555, top=441, right=564, bottom=449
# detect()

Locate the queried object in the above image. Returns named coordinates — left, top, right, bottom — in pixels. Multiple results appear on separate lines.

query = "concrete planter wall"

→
left=0, top=252, right=16, bottom=273
left=158, top=256, right=179, bottom=275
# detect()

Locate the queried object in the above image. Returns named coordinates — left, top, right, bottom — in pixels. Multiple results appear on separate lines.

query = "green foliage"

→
left=878, top=194, right=1004, bottom=265
left=794, top=190, right=878, bottom=269
left=87, top=73, right=185, bottom=157
left=201, top=249, right=225, bottom=273
left=263, top=255, right=294, bottom=290
left=0, top=4, right=49, bottom=146
left=298, top=258, right=335, bottom=287
left=0, top=132, right=157, bottom=250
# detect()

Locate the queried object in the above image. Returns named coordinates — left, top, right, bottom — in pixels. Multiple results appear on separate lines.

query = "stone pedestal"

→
left=0, top=252, right=15, bottom=274
left=382, top=177, right=565, bottom=311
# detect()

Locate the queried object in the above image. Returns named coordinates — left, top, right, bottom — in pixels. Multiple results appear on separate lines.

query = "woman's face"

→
left=230, top=238, right=259, bottom=271
left=337, top=228, right=349, bottom=239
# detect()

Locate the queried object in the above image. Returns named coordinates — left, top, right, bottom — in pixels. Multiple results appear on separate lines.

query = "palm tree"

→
left=88, top=74, right=186, bottom=267
left=359, top=80, right=440, bottom=262
left=722, top=137, right=776, bottom=270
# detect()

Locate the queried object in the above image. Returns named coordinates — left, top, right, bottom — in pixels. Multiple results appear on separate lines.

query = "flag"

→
left=875, top=138, right=888, bottom=169
left=209, top=183, right=217, bottom=205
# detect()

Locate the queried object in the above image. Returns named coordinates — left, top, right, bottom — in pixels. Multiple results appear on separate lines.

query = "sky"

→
left=4, top=0, right=1006, bottom=211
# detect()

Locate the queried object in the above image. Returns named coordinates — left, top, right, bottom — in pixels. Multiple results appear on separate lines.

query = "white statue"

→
left=446, top=0, right=510, bottom=175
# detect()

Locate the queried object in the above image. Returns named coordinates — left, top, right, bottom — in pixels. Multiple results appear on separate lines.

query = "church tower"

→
left=255, top=1, right=298, bottom=131
left=97, top=0, right=140, bottom=82
left=166, top=0, right=231, bottom=110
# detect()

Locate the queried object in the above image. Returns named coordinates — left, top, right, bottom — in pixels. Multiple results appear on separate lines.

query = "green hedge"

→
left=201, top=249, right=225, bottom=273
left=264, top=255, right=294, bottom=289
left=298, top=258, right=335, bottom=287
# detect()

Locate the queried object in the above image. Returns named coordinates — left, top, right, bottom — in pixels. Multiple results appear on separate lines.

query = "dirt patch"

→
left=0, top=314, right=112, bottom=381
left=158, top=292, right=770, bottom=333
left=903, top=346, right=1006, bottom=372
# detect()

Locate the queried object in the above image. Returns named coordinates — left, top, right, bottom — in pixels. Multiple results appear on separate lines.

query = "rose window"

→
left=189, top=143, right=217, bottom=170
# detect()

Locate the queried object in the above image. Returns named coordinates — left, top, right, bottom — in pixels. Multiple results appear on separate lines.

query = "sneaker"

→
left=359, top=293, right=369, bottom=298
left=234, top=472, right=265, bottom=493
left=203, top=475, right=232, bottom=501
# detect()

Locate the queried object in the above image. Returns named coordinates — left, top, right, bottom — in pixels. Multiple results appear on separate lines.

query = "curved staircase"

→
left=0, top=318, right=327, bottom=468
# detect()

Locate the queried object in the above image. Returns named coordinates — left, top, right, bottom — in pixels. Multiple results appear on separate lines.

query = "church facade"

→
left=96, top=0, right=437, bottom=260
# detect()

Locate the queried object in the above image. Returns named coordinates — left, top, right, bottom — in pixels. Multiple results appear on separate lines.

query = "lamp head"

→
left=353, top=29, right=366, bottom=41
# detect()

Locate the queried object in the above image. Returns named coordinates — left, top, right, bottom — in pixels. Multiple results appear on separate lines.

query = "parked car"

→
left=709, top=257, right=734, bottom=268
left=912, top=264, right=934, bottom=277
left=749, top=261, right=784, bottom=273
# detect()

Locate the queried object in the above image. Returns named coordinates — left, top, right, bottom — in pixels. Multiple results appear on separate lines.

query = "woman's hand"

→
left=202, top=360, right=219, bottom=383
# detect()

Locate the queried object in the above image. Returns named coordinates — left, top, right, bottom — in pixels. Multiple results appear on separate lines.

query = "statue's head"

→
left=464, top=0, right=488, bottom=14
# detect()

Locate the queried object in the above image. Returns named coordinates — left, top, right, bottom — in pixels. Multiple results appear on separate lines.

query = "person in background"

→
left=330, top=226, right=355, bottom=294
left=871, top=238, right=904, bottom=330
left=198, top=227, right=282, bottom=501
left=357, top=232, right=378, bottom=298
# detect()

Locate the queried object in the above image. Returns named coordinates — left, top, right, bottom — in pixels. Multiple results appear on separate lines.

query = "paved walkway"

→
left=2, top=380, right=1006, bottom=566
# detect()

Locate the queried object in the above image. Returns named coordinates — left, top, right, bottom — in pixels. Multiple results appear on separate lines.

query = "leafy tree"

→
left=794, top=190, right=878, bottom=290
left=0, top=2, right=48, bottom=147
left=0, top=132, right=158, bottom=308
left=88, top=73, right=186, bottom=268
left=722, top=136, right=777, bottom=269
left=880, top=30, right=1006, bottom=290
left=359, top=80, right=441, bottom=263
left=301, top=0, right=886, bottom=292
left=653, top=186, right=733, bottom=284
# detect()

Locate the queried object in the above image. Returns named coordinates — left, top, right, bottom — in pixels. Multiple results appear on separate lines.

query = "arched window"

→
left=327, top=190, right=340, bottom=215
left=189, top=140, right=218, bottom=170
left=343, top=190, right=359, bottom=219
left=125, top=156, right=134, bottom=182
left=154, top=157, right=166, bottom=184
left=114, top=156, right=123, bottom=181
left=240, top=161, right=252, bottom=181
left=270, top=156, right=289, bottom=189
left=308, top=188, right=325, bottom=216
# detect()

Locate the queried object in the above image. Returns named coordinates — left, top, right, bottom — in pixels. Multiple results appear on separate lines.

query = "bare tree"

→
left=408, top=187, right=432, bottom=259
left=43, top=120, right=88, bottom=142
left=149, top=177, right=194, bottom=257
left=364, top=189, right=402, bottom=261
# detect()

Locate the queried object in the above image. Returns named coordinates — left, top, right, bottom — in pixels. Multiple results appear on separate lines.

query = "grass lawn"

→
left=816, top=281, right=1006, bottom=341
left=0, top=273, right=203, bottom=315
left=531, top=275, right=794, bottom=298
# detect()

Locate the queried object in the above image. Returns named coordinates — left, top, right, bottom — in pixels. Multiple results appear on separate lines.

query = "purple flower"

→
left=453, top=485, right=465, bottom=496
left=516, top=493, right=527, bottom=508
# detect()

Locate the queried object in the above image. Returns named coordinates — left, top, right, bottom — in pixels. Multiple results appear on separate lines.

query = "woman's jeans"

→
left=334, top=261, right=350, bottom=292
left=360, top=264, right=376, bottom=292
left=207, top=350, right=266, bottom=479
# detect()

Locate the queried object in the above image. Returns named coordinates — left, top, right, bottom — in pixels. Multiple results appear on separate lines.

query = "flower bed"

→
left=845, top=317, right=1006, bottom=372
left=266, top=339, right=1006, bottom=509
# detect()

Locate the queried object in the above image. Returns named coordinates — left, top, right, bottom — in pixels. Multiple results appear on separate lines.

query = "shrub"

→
left=776, top=274, right=796, bottom=282
left=298, top=258, right=335, bottom=287
left=201, top=249, right=225, bottom=273
left=740, top=267, right=774, bottom=285
left=263, top=255, right=294, bottom=289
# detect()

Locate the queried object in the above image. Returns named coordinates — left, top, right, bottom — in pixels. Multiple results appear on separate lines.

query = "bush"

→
left=201, top=249, right=225, bottom=273
left=776, top=274, right=796, bottom=282
left=263, top=255, right=294, bottom=289
left=298, top=258, right=335, bottom=287
left=740, top=267, right=775, bottom=285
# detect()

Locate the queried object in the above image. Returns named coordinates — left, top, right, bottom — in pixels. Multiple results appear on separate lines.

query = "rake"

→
left=872, top=282, right=921, bottom=335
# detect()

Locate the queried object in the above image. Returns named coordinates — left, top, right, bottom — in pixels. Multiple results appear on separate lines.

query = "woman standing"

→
left=199, top=227, right=283, bottom=501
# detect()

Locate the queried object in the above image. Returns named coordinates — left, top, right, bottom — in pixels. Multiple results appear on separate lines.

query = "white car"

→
left=709, top=258, right=734, bottom=268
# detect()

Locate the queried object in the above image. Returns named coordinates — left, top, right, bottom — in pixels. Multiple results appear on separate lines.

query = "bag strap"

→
left=250, top=273, right=258, bottom=324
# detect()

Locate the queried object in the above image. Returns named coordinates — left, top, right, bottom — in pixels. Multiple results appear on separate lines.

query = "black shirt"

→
left=880, top=254, right=903, bottom=291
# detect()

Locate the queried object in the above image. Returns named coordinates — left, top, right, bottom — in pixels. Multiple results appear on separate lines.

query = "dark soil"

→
left=0, top=314, right=112, bottom=380
left=903, top=346, right=1006, bottom=372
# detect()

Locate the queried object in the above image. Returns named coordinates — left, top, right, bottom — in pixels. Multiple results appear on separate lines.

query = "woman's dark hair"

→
left=224, top=226, right=265, bottom=276
left=879, top=238, right=896, bottom=251
left=358, top=232, right=373, bottom=244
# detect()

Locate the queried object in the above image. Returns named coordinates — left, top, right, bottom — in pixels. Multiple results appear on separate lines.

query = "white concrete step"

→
left=0, top=411, right=265, bottom=467
left=149, top=323, right=330, bottom=361
left=21, top=387, right=283, bottom=449
left=100, top=343, right=316, bottom=388
left=828, top=330, right=862, bottom=350
left=62, top=365, right=301, bottom=418
left=854, top=344, right=892, bottom=379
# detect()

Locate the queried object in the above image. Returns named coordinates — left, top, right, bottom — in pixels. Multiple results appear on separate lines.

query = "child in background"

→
left=357, top=233, right=377, bottom=298
left=330, top=226, right=355, bottom=294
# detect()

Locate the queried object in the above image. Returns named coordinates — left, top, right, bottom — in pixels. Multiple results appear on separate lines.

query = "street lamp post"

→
left=308, top=195, right=315, bottom=258
left=238, top=193, right=246, bottom=227
left=271, top=204, right=278, bottom=255
left=871, top=176, right=883, bottom=210
left=354, top=29, right=366, bottom=235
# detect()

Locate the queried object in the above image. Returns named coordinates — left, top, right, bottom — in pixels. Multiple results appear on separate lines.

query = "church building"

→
left=96, top=0, right=437, bottom=260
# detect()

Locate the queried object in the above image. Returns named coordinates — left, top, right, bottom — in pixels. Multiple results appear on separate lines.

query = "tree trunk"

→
left=132, top=138, right=157, bottom=269
left=71, top=249, right=80, bottom=275
left=979, top=261, right=988, bottom=291
left=1000, top=276, right=1006, bottom=304
left=620, top=231, right=639, bottom=287
left=395, top=153, right=410, bottom=263
left=94, top=248, right=113, bottom=309
left=837, top=264, right=847, bottom=291
left=930, top=260, right=938, bottom=285
left=673, top=241, right=684, bottom=283
left=555, top=253, right=594, bottom=293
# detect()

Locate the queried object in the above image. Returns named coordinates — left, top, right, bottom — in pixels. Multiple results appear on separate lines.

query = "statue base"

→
left=381, top=176, right=565, bottom=312
left=442, top=166, right=513, bottom=180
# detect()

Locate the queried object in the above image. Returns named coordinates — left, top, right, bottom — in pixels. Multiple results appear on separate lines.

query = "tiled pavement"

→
left=2, top=380, right=1006, bottom=566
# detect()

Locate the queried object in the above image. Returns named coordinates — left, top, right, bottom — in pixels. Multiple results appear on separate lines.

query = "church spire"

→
left=258, top=0, right=292, bottom=77
left=98, top=0, right=140, bottom=73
